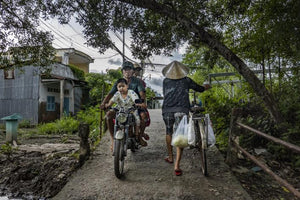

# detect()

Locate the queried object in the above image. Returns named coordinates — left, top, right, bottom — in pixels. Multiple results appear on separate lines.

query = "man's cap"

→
left=133, top=63, right=142, bottom=71
left=162, top=61, right=189, bottom=79
left=122, top=61, right=134, bottom=70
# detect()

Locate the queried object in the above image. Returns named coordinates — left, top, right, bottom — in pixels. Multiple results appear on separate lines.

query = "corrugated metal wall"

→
left=0, top=66, right=40, bottom=124
left=0, top=63, right=88, bottom=125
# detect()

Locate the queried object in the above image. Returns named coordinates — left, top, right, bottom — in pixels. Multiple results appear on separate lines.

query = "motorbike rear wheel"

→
left=114, top=139, right=125, bottom=178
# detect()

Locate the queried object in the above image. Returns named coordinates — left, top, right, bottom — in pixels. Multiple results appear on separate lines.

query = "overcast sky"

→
left=39, top=18, right=187, bottom=94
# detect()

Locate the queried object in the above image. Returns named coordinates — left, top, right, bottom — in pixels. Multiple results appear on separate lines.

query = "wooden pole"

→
left=226, top=108, right=241, bottom=165
left=60, top=79, right=64, bottom=119
left=78, top=123, right=90, bottom=166
left=99, top=84, right=105, bottom=138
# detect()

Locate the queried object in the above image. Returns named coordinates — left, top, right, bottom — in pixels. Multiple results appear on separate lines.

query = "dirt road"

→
left=52, top=109, right=252, bottom=200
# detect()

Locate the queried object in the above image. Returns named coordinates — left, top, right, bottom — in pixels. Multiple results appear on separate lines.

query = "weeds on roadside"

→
left=0, top=143, right=18, bottom=161
left=35, top=106, right=102, bottom=146
left=76, top=106, right=101, bottom=144
left=19, top=119, right=32, bottom=128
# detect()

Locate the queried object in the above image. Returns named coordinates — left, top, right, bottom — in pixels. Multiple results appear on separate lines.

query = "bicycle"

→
left=190, top=106, right=209, bottom=176
left=173, top=107, right=209, bottom=176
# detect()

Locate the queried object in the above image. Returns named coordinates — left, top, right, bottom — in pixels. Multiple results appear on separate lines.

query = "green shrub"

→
left=19, top=119, right=31, bottom=128
left=37, top=122, right=58, bottom=134
left=68, top=64, right=85, bottom=81
left=56, top=116, right=80, bottom=134
left=76, top=106, right=101, bottom=143
left=37, top=117, right=79, bottom=135
left=36, top=106, right=103, bottom=146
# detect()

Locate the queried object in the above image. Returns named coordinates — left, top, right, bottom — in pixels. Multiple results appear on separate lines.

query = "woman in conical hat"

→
left=161, top=60, right=211, bottom=176
left=162, top=60, right=189, bottom=80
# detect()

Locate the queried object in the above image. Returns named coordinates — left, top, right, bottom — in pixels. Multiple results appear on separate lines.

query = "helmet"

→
left=121, top=61, right=134, bottom=70
left=133, top=63, right=142, bottom=71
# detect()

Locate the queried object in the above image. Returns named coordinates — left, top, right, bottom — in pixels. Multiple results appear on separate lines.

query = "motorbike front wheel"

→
left=114, top=139, right=125, bottom=178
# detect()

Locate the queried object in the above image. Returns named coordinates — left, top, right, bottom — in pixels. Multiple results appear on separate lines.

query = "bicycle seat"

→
left=190, top=106, right=205, bottom=113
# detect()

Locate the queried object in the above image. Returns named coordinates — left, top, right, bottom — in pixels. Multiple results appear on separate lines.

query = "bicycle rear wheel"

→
left=199, top=122, right=208, bottom=176
left=114, top=139, right=125, bottom=178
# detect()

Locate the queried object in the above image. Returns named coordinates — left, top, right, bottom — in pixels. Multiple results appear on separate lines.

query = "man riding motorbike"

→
left=100, top=61, right=149, bottom=150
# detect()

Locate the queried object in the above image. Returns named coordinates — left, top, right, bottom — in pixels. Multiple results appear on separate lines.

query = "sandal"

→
left=143, top=133, right=150, bottom=140
left=175, top=169, right=182, bottom=176
left=139, top=137, right=148, bottom=147
left=164, top=157, right=173, bottom=164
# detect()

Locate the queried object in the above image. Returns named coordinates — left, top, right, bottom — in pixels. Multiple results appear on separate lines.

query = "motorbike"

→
left=112, top=101, right=141, bottom=178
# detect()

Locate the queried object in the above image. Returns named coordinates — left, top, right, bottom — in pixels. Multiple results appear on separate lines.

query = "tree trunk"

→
left=278, top=56, right=282, bottom=94
left=122, top=0, right=283, bottom=123
left=78, top=123, right=90, bottom=166
left=268, top=56, right=273, bottom=93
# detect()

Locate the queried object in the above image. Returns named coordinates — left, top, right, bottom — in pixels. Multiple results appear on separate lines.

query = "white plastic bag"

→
left=172, top=115, right=189, bottom=148
left=188, top=116, right=195, bottom=146
left=206, top=114, right=216, bottom=147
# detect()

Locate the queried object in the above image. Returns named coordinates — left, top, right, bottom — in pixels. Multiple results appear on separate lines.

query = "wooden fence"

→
left=226, top=108, right=300, bottom=198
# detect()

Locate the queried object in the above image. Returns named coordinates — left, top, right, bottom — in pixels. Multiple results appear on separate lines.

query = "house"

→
left=0, top=48, right=94, bottom=124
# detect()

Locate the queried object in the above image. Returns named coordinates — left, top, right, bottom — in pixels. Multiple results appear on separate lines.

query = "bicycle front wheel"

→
left=114, top=139, right=125, bottom=178
left=199, top=122, right=208, bottom=176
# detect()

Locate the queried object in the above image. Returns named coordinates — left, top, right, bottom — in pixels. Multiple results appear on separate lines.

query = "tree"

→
left=4, top=0, right=300, bottom=123
left=85, top=69, right=122, bottom=105
left=221, top=0, right=300, bottom=92
left=99, top=0, right=281, bottom=122
left=0, top=0, right=56, bottom=69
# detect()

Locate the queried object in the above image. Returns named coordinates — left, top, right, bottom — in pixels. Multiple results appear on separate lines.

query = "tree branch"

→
left=118, top=0, right=282, bottom=123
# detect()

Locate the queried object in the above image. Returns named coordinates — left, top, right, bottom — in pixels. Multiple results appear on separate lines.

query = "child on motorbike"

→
left=105, top=78, right=148, bottom=148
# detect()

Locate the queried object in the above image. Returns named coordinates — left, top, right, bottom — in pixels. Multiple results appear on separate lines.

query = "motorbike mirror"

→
left=135, top=99, right=144, bottom=104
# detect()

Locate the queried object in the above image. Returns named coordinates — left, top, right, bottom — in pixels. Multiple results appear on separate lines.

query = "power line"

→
left=93, top=53, right=119, bottom=59
left=41, top=19, right=95, bottom=52
left=39, top=21, right=73, bottom=48
left=40, top=19, right=120, bottom=60
left=67, top=23, right=117, bottom=55
left=114, top=32, right=132, bottom=52
left=52, top=41, right=67, bottom=49
left=113, top=32, right=167, bottom=68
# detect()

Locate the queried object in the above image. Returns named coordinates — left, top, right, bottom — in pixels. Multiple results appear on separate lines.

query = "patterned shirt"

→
left=111, top=89, right=139, bottom=109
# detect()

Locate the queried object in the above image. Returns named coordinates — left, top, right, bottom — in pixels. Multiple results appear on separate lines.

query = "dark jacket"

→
left=162, top=77, right=205, bottom=114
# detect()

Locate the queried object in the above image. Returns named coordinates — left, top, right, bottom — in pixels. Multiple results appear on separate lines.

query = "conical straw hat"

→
left=162, top=61, right=189, bottom=79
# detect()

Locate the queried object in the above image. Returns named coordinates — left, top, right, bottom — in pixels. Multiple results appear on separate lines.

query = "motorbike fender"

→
left=115, top=130, right=124, bottom=139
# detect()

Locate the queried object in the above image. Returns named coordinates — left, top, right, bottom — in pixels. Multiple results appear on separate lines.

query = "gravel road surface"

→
left=52, top=109, right=252, bottom=200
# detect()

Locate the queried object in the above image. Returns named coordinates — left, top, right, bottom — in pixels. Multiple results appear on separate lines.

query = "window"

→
left=47, top=96, right=55, bottom=111
left=4, top=69, right=14, bottom=79
left=47, top=87, right=60, bottom=93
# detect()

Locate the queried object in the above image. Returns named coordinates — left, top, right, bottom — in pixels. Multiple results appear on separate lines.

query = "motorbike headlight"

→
left=116, top=113, right=127, bottom=123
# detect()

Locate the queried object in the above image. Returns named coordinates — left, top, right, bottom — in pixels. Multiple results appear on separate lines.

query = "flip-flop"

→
left=139, top=138, right=148, bottom=147
left=164, top=157, right=173, bottom=164
left=143, top=133, right=150, bottom=141
left=175, top=169, right=182, bottom=176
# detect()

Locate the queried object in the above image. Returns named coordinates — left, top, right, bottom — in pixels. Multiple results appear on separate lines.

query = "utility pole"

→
left=122, top=27, right=125, bottom=62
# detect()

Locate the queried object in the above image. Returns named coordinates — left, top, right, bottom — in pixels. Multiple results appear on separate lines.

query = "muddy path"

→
left=52, top=109, right=251, bottom=200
